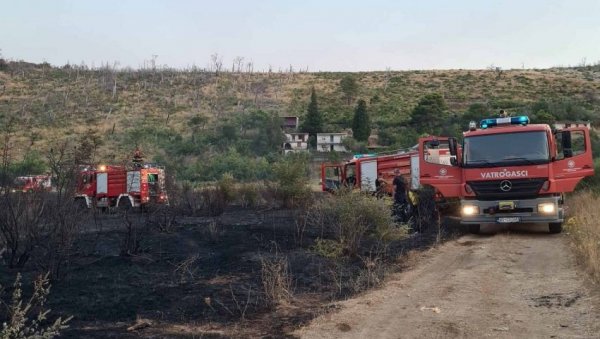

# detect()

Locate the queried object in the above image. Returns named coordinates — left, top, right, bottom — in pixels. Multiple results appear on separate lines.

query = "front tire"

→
left=118, top=197, right=132, bottom=212
left=75, top=198, right=88, bottom=211
left=468, top=224, right=481, bottom=234
left=549, top=222, right=563, bottom=234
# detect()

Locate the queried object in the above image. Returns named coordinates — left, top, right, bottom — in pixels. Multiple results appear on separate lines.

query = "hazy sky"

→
left=1, top=0, right=599, bottom=71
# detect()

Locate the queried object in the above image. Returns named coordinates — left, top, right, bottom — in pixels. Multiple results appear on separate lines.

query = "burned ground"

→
left=0, top=204, right=459, bottom=338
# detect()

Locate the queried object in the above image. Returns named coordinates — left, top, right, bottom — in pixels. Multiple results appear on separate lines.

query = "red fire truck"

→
left=321, top=150, right=418, bottom=194
left=12, top=175, right=52, bottom=193
left=322, top=116, right=594, bottom=234
left=75, top=163, right=168, bottom=210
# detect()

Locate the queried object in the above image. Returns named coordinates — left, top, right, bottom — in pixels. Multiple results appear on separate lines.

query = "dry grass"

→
left=566, top=191, right=600, bottom=284
left=260, top=255, right=293, bottom=307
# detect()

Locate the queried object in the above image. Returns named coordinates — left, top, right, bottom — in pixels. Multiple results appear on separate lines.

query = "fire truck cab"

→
left=419, top=116, right=594, bottom=234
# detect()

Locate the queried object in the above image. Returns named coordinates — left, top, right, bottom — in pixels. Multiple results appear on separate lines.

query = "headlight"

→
left=462, top=205, right=479, bottom=216
left=538, top=203, right=555, bottom=214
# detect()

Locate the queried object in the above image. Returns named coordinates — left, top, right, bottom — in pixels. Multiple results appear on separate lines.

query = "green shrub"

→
left=217, top=172, right=236, bottom=204
left=272, top=154, right=311, bottom=208
left=311, top=238, right=345, bottom=258
left=238, top=182, right=263, bottom=208
left=308, top=189, right=406, bottom=256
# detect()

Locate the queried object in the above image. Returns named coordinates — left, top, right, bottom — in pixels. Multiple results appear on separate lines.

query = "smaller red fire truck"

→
left=12, top=175, right=52, bottom=193
left=321, top=150, right=418, bottom=194
left=75, top=163, right=168, bottom=210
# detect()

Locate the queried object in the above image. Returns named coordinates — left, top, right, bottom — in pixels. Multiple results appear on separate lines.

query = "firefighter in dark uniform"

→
left=392, top=169, right=408, bottom=222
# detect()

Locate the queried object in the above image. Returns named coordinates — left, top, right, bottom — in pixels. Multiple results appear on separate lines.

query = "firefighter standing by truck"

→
left=392, top=169, right=408, bottom=222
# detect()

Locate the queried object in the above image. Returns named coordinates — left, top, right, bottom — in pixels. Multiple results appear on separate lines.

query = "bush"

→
left=260, top=255, right=292, bottom=307
left=217, top=172, right=236, bottom=204
left=0, top=273, right=72, bottom=338
left=566, top=191, right=600, bottom=283
left=201, top=187, right=227, bottom=217
left=238, top=182, right=264, bottom=208
left=310, top=238, right=344, bottom=258
left=579, top=158, right=600, bottom=191
left=308, top=189, right=406, bottom=256
left=272, top=154, right=311, bottom=208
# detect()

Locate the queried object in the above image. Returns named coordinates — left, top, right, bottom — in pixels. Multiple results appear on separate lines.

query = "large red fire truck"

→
left=75, top=163, right=168, bottom=210
left=322, top=116, right=594, bottom=234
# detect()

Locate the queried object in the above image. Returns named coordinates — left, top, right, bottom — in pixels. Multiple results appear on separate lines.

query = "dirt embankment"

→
left=297, top=224, right=600, bottom=339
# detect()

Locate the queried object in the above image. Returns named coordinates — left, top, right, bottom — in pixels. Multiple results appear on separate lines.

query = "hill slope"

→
left=1, top=61, right=599, bottom=179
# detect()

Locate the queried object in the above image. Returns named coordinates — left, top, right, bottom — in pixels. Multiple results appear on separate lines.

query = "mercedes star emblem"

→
left=500, top=180, right=512, bottom=192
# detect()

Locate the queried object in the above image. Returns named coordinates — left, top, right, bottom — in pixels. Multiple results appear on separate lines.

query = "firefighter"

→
left=374, top=172, right=386, bottom=199
left=392, top=169, right=408, bottom=222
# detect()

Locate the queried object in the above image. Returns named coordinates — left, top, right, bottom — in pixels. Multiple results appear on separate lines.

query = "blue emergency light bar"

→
left=353, top=153, right=376, bottom=159
left=480, top=116, right=529, bottom=129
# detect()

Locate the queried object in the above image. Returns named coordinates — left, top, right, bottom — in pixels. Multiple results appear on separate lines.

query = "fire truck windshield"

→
left=463, top=131, right=549, bottom=168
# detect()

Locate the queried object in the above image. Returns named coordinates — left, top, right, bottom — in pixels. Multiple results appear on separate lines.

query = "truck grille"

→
left=467, top=178, right=547, bottom=201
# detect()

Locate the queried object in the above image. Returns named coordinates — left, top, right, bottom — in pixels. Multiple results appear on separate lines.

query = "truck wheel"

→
left=119, top=198, right=132, bottom=211
left=468, top=224, right=481, bottom=234
left=75, top=198, right=87, bottom=211
left=549, top=222, right=563, bottom=234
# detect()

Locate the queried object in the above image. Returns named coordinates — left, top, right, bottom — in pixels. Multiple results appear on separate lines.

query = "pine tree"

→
left=340, top=75, right=358, bottom=105
left=301, top=87, right=322, bottom=146
left=410, top=93, right=448, bottom=134
left=352, top=99, right=370, bottom=142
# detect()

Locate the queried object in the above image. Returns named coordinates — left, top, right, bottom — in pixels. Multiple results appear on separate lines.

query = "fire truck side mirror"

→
left=448, top=137, right=458, bottom=156
left=448, top=137, right=459, bottom=166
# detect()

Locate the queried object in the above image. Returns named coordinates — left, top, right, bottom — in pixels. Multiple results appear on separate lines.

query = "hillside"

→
left=1, top=61, right=599, bottom=181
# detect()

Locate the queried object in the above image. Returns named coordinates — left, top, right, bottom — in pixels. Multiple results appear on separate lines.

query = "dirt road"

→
left=297, top=224, right=600, bottom=338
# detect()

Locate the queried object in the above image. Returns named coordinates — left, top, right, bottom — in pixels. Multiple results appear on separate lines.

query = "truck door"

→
left=552, top=128, right=595, bottom=191
left=321, top=163, right=343, bottom=192
left=419, top=137, right=462, bottom=198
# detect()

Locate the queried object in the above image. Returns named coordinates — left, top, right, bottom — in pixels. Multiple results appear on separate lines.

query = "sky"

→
left=1, top=0, right=599, bottom=71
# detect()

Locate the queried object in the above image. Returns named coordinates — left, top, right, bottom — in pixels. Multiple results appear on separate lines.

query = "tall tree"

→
left=410, top=93, right=448, bottom=134
left=301, top=87, right=323, bottom=143
left=352, top=99, right=370, bottom=142
left=340, top=75, right=358, bottom=105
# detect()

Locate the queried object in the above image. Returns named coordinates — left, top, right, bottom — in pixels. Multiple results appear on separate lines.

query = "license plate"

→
left=497, top=217, right=521, bottom=223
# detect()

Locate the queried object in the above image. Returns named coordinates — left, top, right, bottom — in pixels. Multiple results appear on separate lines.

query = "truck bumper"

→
left=460, top=196, right=563, bottom=225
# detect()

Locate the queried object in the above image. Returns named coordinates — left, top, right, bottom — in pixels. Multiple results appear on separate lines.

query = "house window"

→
left=330, top=135, right=334, bottom=142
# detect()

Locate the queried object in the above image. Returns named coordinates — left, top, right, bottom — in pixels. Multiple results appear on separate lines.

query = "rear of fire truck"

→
left=419, top=116, right=594, bottom=234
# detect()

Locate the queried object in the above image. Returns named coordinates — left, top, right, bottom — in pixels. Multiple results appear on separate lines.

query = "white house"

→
left=316, top=133, right=348, bottom=152
left=283, top=132, right=309, bottom=154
